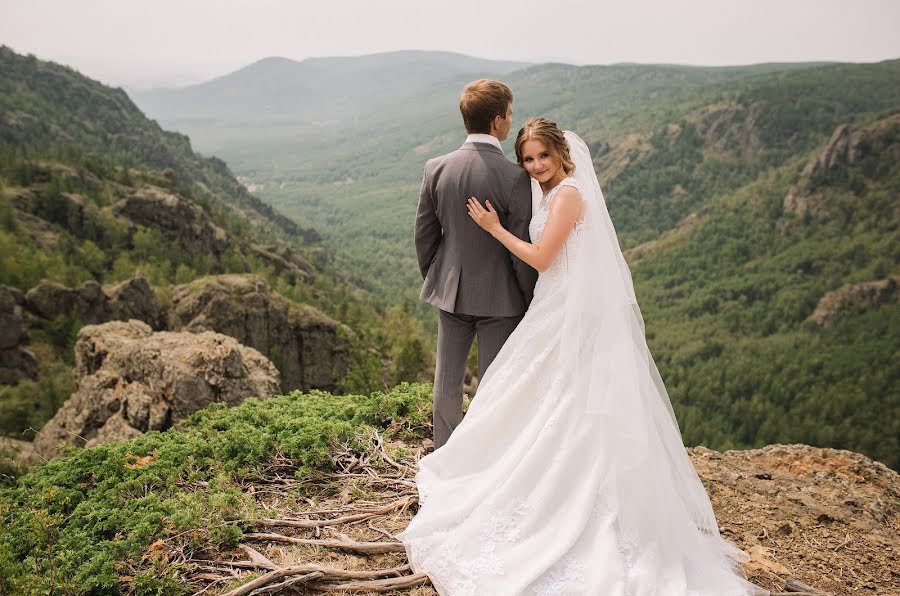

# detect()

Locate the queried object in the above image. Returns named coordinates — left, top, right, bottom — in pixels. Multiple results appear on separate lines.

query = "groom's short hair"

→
left=459, top=80, right=512, bottom=134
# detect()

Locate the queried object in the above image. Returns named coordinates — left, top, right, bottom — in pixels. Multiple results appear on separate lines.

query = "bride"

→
left=396, top=117, right=768, bottom=595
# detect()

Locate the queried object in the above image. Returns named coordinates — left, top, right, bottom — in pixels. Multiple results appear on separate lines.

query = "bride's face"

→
left=520, top=139, right=563, bottom=185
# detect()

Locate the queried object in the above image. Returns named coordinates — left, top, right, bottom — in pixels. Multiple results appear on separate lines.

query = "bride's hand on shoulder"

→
left=467, top=197, right=502, bottom=235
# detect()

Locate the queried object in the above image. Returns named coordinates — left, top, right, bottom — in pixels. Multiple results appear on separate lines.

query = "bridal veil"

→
left=557, top=130, right=766, bottom=593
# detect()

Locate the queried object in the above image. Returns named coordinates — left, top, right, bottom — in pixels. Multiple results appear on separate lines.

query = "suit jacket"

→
left=415, top=142, right=538, bottom=317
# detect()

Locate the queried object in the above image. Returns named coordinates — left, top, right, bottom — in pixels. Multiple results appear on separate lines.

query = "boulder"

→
left=26, top=279, right=107, bottom=323
left=112, top=185, right=228, bottom=258
left=0, top=347, right=38, bottom=386
left=168, top=274, right=349, bottom=392
left=24, top=275, right=162, bottom=329
left=0, top=285, right=37, bottom=384
left=106, top=276, right=163, bottom=327
left=0, top=437, right=38, bottom=466
left=33, top=320, right=280, bottom=458
left=0, top=285, right=26, bottom=350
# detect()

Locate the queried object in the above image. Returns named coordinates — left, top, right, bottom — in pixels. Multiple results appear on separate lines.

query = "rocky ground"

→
left=693, top=444, right=898, bottom=595
left=172, top=436, right=898, bottom=595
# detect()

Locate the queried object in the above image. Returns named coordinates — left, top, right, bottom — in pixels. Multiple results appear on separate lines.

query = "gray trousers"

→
left=432, top=309, right=523, bottom=450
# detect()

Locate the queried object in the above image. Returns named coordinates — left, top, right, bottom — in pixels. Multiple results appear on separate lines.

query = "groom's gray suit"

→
left=415, top=139, right=537, bottom=449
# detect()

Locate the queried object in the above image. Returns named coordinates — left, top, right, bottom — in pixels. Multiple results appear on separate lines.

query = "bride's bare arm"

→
left=467, top=186, right=581, bottom=273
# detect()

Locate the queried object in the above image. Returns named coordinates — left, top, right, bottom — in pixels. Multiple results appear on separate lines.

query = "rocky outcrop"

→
left=112, top=185, right=229, bottom=258
left=808, top=277, right=899, bottom=326
left=801, top=124, right=876, bottom=178
left=690, top=444, right=898, bottom=594
left=6, top=274, right=348, bottom=394
left=691, top=102, right=764, bottom=159
left=105, top=276, right=164, bottom=325
left=24, top=275, right=162, bottom=329
left=247, top=243, right=312, bottom=284
left=785, top=114, right=900, bottom=219
left=0, top=285, right=37, bottom=384
left=33, top=320, right=280, bottom=458
left=168, top=275, right=349, bottom=392
left=594, top=132, right=655, bottom=183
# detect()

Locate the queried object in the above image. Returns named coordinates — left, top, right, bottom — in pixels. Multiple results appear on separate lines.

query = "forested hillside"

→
left=629, top=113, right=899, bottom=466
left=0, top=47, right=432, bottom=443
left=135, top=55, right=900, bottom=468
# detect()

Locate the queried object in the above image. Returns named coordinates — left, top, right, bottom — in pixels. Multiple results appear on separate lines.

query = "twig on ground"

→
left=256, top=496, right=415, bottom=529
left=244, top=532, right=405, bottom=554
left=237, top=543, right=277, bottom=570
left=311, top=572, right=431, bottom=592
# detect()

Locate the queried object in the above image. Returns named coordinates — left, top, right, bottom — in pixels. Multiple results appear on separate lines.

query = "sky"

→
left=2, top=0, right=900, bottom=89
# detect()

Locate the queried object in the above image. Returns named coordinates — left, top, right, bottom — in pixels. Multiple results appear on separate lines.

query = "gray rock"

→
left=112, top=185, right=228, bottom=258
left=23, top=276, right=161, bottom=329
left=0, top=285, right=26, bottom=350
left=0, top=285, right=37, bottom=384
left=33, top=320, right=280, bottom=458
left=169, top=274, right=349, bottom=392
left=0, top=437, right=39, bottom=466
left=106, top=276, right=163, bottom=329
left=0, top=347, right=38, bottom=385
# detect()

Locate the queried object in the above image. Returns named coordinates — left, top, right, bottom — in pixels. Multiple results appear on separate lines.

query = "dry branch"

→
left=251, top=571, right=325, bottom=594
left=256, top=496, right=415, bottom=529
left=237, top=543, right=277, bottom=571
left=219, top=562, right=421, bottom=596
left=245, top=532, right=405, bottom=554
left=313, top=572, right=431, bottom=592
left=219, top=568, right=324, bottom=596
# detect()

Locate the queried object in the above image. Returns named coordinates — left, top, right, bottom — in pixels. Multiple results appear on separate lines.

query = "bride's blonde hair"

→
left=514, top=117, right=576, bottom=175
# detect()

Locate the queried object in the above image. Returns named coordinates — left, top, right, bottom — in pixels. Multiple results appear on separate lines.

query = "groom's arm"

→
left=414, top=161, right=441, bottom=279
left=507, top=170, right=538, bottom=304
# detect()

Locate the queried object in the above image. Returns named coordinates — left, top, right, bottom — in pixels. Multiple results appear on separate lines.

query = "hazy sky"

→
left=2, top=0, right=899, bottom=89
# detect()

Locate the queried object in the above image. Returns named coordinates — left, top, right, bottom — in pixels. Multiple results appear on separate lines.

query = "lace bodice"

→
left=528, top=177, right=584, bottom=295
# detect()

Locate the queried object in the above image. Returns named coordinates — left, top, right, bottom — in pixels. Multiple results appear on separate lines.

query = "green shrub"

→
left=0, top=383, right=433, bottom=592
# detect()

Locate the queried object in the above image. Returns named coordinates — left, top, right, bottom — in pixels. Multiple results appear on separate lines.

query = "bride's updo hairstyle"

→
left=459, top=79, right=512, bottom=134
left=514, top=117, right=576, bottom=176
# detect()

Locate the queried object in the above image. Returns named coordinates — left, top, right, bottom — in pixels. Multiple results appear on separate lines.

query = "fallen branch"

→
left=256, top=496, right=414, bottom=529
left=312, top=572, right=431, bottom=592
left=237, top=544, right=277, bottom=571
left=244, top=532, right=404, bottom=554
left=250, top=571, right=324, bottom=594
left=218, top=563, right=419, bottom=596
left=220, top=568, right=324, bottom=596
left=372, top=430, right=417, bottom=476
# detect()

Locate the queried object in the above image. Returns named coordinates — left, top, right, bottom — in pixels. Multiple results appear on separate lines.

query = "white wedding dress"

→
left=397, top=134, right=768, bottom=596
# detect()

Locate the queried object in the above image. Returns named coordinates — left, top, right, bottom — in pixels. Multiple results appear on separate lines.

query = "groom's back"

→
left=415, top=142, right=536, bottom=317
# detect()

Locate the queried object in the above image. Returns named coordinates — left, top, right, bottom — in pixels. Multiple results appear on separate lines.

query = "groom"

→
left=415, top=79, right=537, bottom=450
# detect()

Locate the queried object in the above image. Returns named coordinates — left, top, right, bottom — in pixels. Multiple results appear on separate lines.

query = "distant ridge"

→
left=133, top=50, right=530, bottom=123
